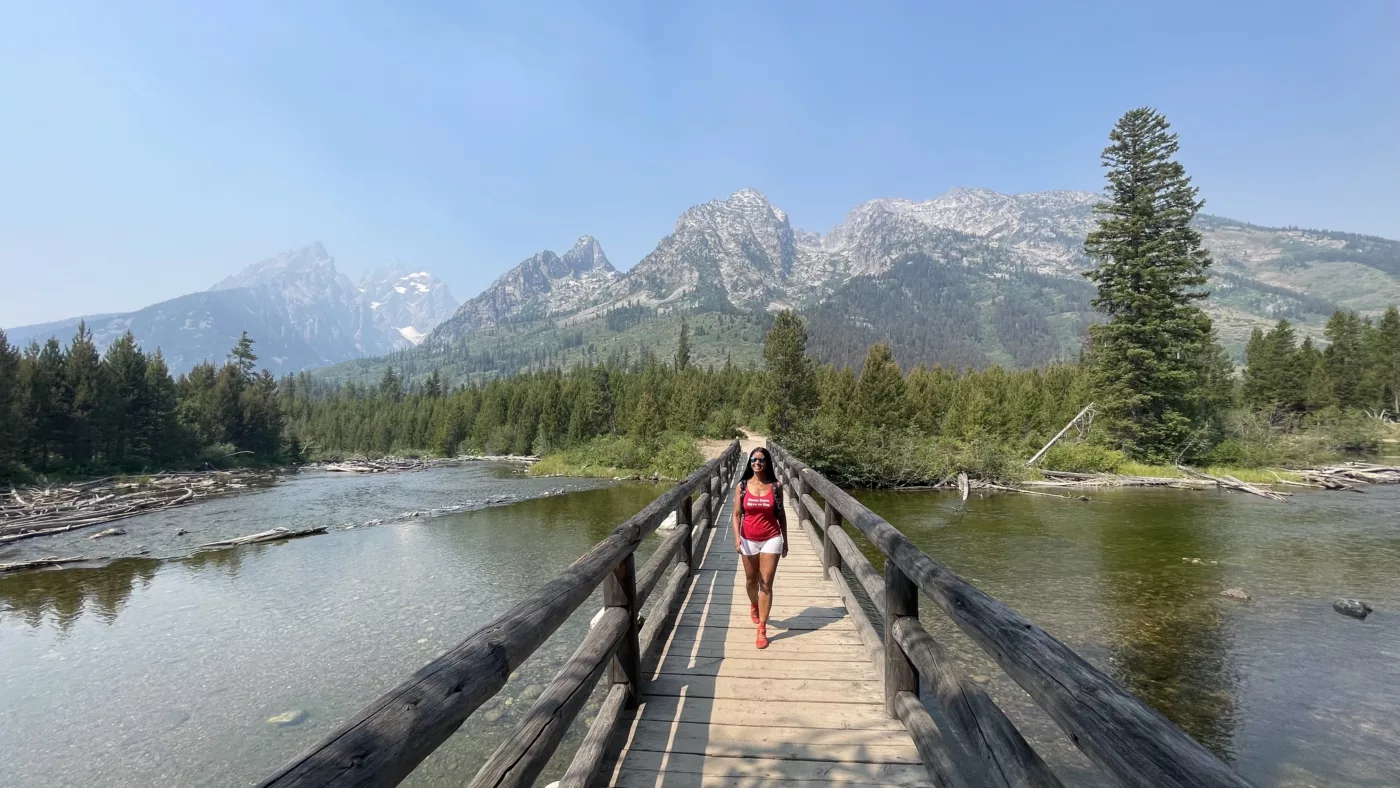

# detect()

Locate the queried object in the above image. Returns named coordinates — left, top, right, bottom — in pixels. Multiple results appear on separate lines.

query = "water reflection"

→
left=0, top=559, right=159, bottom=632
left=1093, top=496, right=1240, bottom=758
left=854, top=486, right=1400, bottom=787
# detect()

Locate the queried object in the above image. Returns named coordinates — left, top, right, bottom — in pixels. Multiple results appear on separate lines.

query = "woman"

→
left=732, top=447, right=788, bottom=649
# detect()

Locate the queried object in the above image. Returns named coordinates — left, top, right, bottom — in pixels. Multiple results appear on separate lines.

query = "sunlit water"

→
left=851, top=486, right=1400, bottom=787
left=3, top=467, right=1398, bottom=787
left=0, top=464, right=664, bottom=788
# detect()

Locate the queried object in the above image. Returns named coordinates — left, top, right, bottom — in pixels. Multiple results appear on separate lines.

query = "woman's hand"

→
left=734, top=540, right=743, bottom=554
left=782, top=542, right=789, bottom=559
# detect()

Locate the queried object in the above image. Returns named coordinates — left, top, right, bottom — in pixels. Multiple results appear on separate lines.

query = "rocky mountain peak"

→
left=560, top=235, right=614, bottom=277
left=210, top=243, right=337, bottom=292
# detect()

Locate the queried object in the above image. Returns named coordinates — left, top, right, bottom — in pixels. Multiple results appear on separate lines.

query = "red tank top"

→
left=740, top=483, right=781, bottom=541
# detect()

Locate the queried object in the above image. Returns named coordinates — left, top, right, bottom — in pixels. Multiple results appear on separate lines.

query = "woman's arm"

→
left=775, top=482, right=789, bottom=558
left=732, top=482, right=744, bottom=553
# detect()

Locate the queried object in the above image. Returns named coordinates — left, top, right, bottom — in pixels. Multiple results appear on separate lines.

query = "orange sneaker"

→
left=750, top=603, right=760, bottom=624
left=756, top=624, right=769, bottom=649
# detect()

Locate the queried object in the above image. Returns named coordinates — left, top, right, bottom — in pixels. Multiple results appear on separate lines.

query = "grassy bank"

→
left=529, top=433, right=705, bottom=481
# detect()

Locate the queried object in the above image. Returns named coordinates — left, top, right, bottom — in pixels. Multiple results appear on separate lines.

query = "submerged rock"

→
left=1220, top=588, right=1251, bottom=601
left=1333, top=599, right=1373, bottom=619
left=88, top=527, right=126, bottom=540
left=267, top=709, right=308, bottom=727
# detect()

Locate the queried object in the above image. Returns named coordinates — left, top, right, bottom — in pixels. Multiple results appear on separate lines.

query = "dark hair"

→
left=740, top=447, right=776, bottom=484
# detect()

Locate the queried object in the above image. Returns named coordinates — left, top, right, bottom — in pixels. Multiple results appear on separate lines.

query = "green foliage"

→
left=529, top=432, right=702, bottom=480
left=854, top=343, right=910, bottom=430
left=762, top=310, right=817, bottom=435
left=0, top=330, right=289, bottom=481
left=1083, top=107, right=1227, bottom=463
left=1040, top=443, right=1127, bottom=474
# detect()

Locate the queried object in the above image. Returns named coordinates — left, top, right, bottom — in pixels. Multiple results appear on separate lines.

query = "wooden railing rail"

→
left=257, top=441, right=741, bottom=788
left=770, top=442, right=1252, bottom=788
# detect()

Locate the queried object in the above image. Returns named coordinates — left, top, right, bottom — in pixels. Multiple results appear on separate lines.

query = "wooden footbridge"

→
left=258, top=440, right=1254, bottom=788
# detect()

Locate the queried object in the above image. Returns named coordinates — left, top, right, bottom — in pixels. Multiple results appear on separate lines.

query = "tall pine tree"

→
left=1083, top=108, right=1225, bottom=462
left=762, top=310, right=817, bottom=434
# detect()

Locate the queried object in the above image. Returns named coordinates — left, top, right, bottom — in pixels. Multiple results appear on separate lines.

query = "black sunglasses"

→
left=750, top=456, right=767, bottom=464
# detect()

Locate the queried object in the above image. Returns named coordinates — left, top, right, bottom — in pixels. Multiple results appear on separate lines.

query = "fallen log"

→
left=1177, top=466, right=1288, bottom=501
left=200, top=526, right=327, bottom=548
left=0, top=555, right=98, bottom=574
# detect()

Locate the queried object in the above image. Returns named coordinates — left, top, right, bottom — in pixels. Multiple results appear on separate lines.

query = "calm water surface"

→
left=0, top=464, right=665, bottom=788
left=3, top=467, right=1397, bottom=787
left=852, top=485, right=1400, bottom=787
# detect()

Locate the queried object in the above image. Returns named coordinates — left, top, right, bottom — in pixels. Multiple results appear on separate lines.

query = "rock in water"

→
left=1333, top=599, right=1373, bottom=619
left=88, top=528, right=126, bottom=540
left=1220, top=588, right=1251, bottom=601
left=267, top=709, right=308, bottom=727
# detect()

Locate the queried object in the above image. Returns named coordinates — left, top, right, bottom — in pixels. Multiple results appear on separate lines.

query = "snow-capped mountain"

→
left=7, top=244, right=457, bottom=373
left=359, top=265, right=458, bottom=345
left=430, top=235, right=618, bottom=338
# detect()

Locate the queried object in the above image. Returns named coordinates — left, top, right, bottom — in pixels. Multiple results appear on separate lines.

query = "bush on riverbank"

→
left=529, top=433, right=704, bottom=481
left=783, top=416, right=1027, bottom=487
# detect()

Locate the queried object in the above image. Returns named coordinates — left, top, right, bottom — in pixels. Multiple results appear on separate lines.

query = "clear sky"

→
left=2, top=1, right=1397, bottom=326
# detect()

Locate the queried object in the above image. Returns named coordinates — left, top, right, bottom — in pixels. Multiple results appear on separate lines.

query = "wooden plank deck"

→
left=607, top=484, right=930, bottom=787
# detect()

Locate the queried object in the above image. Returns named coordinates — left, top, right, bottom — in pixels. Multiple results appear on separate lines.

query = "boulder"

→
left=267, top=709, right=308, bottom=727
left=1220, top=588, right=1251, bottom=601
left=1333, top=599, right=1373, bottom=619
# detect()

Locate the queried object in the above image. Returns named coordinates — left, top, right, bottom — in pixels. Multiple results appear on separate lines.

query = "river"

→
left=1, top=467, right=1397, bottom=786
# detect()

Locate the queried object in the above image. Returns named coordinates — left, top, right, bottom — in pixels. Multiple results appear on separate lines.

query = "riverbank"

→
left=0, top=461, right=587, bottom=574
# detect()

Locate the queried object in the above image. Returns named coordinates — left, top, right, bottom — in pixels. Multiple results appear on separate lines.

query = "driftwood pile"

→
left=310, top=455, right=539, bottom=474
left=1301, top=462, right=1400, bottom=490
left=1, top=470, right=273, bottom=544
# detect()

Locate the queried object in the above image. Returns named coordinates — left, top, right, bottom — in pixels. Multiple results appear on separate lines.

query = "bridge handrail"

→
left=257, top=441, right=741, bottom=788
left=768, top=441, right=1253, bottom=788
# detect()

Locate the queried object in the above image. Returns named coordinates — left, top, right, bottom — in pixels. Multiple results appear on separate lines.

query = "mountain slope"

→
left=320, top=187, right=1400, bottom=386
left=7, top=244, right=457, bottom=373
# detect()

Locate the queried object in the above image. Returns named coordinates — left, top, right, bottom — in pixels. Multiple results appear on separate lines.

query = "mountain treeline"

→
left=0, top=326, right=295, bottom=481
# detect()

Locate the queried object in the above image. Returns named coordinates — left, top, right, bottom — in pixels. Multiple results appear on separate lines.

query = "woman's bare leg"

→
left=740, top=553, right=761, bottom=609
left=757, top=552, right=780, bottom=624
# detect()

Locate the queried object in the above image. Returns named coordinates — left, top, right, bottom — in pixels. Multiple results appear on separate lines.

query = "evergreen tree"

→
left=64, top=322, right=105, bottom=467
left=230, top=331, right=258, bottom=377
left=422, top=369, right=444, bottom=398
left=1324, top=310, right=1369, bottom=410
left=762, top=310, right=817, bottom=434
left=854, top=343, right=910, bottom=431
left=1082, top=108, right=1224, bottom=462
left=1373, top=307, right=1400, bottom=414
left=379, top=366, right=404, bottom=402
left=675, top=319, right=692, bottom=371
left=0, top=330, right=19, bottom=467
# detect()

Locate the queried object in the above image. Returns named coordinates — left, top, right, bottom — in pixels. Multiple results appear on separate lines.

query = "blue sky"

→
left=2, top=1, right=1397, bottom=326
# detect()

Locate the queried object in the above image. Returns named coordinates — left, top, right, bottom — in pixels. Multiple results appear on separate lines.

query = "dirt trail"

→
left=697, top=428, right=766, bottom=462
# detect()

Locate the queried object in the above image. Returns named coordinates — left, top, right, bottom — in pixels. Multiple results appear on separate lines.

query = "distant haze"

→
left=1, top=2, right=1397, bottom=326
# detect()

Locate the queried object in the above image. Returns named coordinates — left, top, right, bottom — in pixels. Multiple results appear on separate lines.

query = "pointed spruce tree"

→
left=1083, top=107, right=1226, bottom=462
left=762, top=310, right=817, bottom=434
left=675, top=319, right=692, bottom=371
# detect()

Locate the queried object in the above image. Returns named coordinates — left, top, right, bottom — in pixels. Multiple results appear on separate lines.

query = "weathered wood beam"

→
left=467, top=609, right=628, bottom=788
left=635, top=526, right=688, bottom=609
left=892, top=617, right=1064, bottom=788
left=894, top=690, right=969, bottom=788
left=556, top=683, right=628, bottom=788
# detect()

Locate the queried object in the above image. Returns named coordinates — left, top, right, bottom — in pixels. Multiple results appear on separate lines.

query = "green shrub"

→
left=704, top=408, right=741, bottom=440
left=652, top=434, right=705, bottom=480
left=1040, top=442, right=1126, bottom=473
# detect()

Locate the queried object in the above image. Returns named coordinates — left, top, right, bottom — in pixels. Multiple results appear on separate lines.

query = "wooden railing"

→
left=768, top=441, right=1255, bottom=788
left=257, top=441, right=742, bottom=788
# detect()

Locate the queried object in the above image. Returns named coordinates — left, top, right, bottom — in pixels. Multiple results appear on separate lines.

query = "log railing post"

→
left=604, top=553, right=642, bottom=708
left=884, top=559, right=919, bottom=719
left=822, top=502, right=843, bottom=581
left=678, top=495, right=693, bottom=576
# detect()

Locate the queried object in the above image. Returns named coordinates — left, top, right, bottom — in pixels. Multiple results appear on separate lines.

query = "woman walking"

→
left=733, top=447, right=788, bottom=649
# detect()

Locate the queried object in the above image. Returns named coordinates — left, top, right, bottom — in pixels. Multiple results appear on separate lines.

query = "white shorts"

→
left=738, top=535, right=784, bottom=556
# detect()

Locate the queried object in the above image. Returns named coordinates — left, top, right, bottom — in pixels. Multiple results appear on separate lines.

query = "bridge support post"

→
left=678, top=494, right=694, bottom=576
left=822, top=502, right=843, bottom=581
left=884, top=560, right=919, bottom=718
left=604, top=553, right=643, bottom=709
